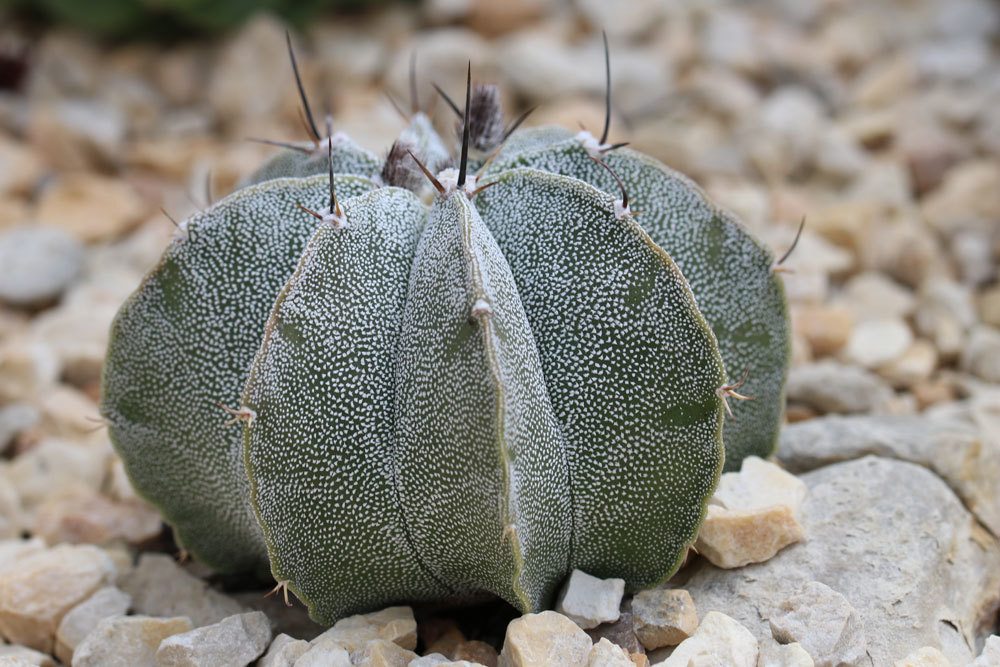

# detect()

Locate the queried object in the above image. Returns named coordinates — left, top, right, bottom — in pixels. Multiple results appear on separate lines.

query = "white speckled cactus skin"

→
left=484, top=127, right=791, bottom=469
left=101, top=52, right=789, bottom=624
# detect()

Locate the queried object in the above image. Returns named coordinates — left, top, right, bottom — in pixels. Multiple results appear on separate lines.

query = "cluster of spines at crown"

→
left=255, top=31, right=639, bottom=223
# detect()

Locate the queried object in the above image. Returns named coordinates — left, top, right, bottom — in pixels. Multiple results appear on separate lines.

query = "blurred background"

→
left=0, top=0, right=998, bottom=549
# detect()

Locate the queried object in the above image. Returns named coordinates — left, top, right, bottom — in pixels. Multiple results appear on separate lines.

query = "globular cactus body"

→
left=102, top=174, right=375, bottom=575
left=486, top=127, right=791, bottom=467
left=102, top=43, right=791, bottom=624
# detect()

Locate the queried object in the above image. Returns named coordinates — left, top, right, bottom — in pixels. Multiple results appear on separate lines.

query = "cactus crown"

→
left=101, top=34, right=790, bottom=623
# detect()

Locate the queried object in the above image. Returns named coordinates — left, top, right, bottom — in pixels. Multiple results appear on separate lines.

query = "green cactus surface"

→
left=101, top=47, right=790, bottom=624
left=101, top=173, right=375, bottom=575
left=485, top=127, right=791, bottom=468
left=243, top=133, right=381, bottom=188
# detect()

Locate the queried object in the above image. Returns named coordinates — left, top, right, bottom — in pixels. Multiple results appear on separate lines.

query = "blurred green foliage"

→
left=1, top=0, right=389, bottom=37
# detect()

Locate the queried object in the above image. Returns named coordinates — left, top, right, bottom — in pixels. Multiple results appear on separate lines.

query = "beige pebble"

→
left=0, top=544, right=116, bottom=653
left=36, top=173, right=147, bottom=244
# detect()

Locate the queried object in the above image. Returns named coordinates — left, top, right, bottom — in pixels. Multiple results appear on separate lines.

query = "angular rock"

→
left=0, top=226, right=83, bottom=308
left=349, top=638, right=418, bottom=667
left=256, top=633, right=309, bottom=667
left=631, top=589, right=698, bottom=650
left=695, top=458, right=807, bottom=569
left=54, top=585, right=131, bottom=664
left=756, top=642, right=814, bottom=667
left=972, top=635, right=999, bottom=666
left=695, top=504, right=805, bottom=570
left=893, top=646, right=951, bottom=666
left=310, top=606, right=417, bottom=654
left=0, top=544, right=116, bottom=652
left=72, top=615, right=193, bottom=667
left=294, top=638, right=351, bottom=667
left=555, top=570, right=625, bottom=630
left=498, top=611, right=592, bottom=667
left=682, top=457, right=1000, bottom=665
left=777, top=414, right=1000, bottom=536
left=786, top=361, right=893, bottom=414
left=768, top=581, right=866, bottom=667
left=657, top=611, right=758, bottom=667
left=587, top=637, right=632, bottom=666
left=120, top=554, right=246, bottom=628
left=154, top=611, right=271, bottom=667
left=714, top=457, right=807, bottom=514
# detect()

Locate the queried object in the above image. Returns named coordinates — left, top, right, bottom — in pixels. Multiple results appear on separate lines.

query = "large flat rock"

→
left=678, top=457, right=1000, bottom=665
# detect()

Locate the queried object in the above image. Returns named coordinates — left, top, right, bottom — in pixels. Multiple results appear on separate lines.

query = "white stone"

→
left=498, top=611, right=592, bottom=667
left=757, top=642, right=814, bottom=667
left=294, top=638, right=351, bottom=667
left=768, top=581, right=866, bottom=667
left=971, top=635, right=999, bottom=666
left=0, top=227, right=84, bottom=308
left=349, top=638, right=418, bottom=666
left=0, top=544, right=116, bottom=653
left=257, top=633, right=309, bottom=667
left=786, top=362, right=893, bottom=414
left=72, top=615, right=193, bottom=667
left=555, top=570, right=624, bottom=630
left=0, top=643, right=56, bottom=667
left=893, top=646, right=951, bottom=666
left=120, top=554, right=246, bottom=629
left=0, top=539, right=46, bottom=575
left=713, top=458, right=807, bottom=516
left=837, top=273, right=916, bottom=321
left=844, top=319, right=913, bottom=369
left=587, top=637, right=632, bottom=666
left=656, top=612, right=758, bottom=667
left=310, top=607, right=417, bottom=654
left=155, top=611, right=271, bottom=667
left=54, top=586, right=131, bottom=664
left=695, top=458, right=807, bottom=569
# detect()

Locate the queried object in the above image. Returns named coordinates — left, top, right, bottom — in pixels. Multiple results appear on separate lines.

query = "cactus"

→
left=478, top=38, right=791, bottom=468
left=102, top=43, right=790, bottom=623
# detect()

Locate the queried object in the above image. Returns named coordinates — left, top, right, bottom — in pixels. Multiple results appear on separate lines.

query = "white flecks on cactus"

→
left=476, top=168, right=725, bottom=588
left=102, top=64, right=789, bottom=626
left=486, top=128, right=791, bottom=470
left=242, top=187, right=447, bottom=622
left=101, top=174, right=376, bottom=575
